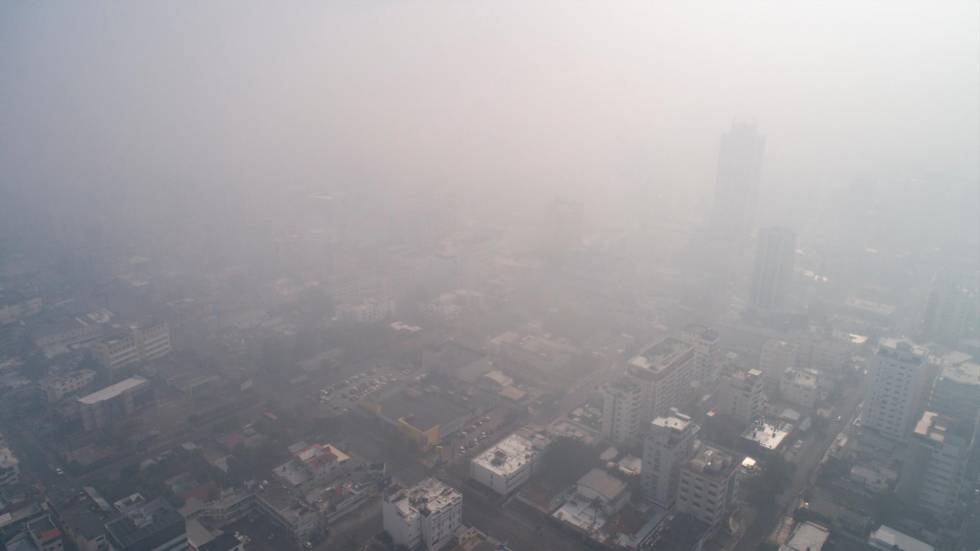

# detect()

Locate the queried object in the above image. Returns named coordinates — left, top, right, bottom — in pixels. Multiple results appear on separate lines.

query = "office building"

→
left=677, top=445, right=738, bottom=527
left=643, top=412, right=699, bottom=507
left=382, top=478, right=462, bottom=551
left=715, top=366, right=765, bottom=425
left=709, top=122, right=766, bottom=241
left=104, top=498, right=188, bottom=551
left=93, top=322, right=172, bottom=370
left=899, top=411, right=970, bottom=518
left=470, top=434, right=540, bottom=495
left=863, top=339, right=929, bottom=442
left=626, top=337, right=695, bottom=423
left=749, top=226, right=796, bottom=310
left=78, top=377, right=151, bottom=431
left=922, top=272, right=977, bottom=346
left=600, top=378, right=644, bottom=444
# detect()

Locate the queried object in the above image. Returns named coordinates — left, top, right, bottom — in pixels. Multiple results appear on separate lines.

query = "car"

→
left=55, top=467, right=64, bottom=475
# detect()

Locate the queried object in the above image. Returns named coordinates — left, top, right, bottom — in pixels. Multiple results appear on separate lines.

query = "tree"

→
left=540, top=437, right=599, bottom=487
left=745, top=456, right=793, bottom=510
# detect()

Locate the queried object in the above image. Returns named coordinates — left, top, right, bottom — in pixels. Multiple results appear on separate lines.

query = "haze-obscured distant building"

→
left=39, top=369, right=97, bottom=402
left=929, top=359, right=980, bottom=425
left=749, top=226, right=796, bottom=311
left=681, top=323, right=721, bottom=387
left=715, top=366, right=765, bottom=425
left=709, top=122, right=765, bottom=241
left=921, top=272, right=977, bottom=346
left=779, top=367, right=818, bottom=409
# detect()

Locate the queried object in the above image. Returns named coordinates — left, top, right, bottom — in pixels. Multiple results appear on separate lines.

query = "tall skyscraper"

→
left=749, top=226, right=796, bottom=310
left=710, top=122, right=766, bottom=241
left=863, top=339, right=929, bottom=442
left=642, top=411, right=699, bottom=507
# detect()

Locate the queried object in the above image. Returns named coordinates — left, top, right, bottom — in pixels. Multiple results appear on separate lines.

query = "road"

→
left=733, top=375, right=867, bottom=551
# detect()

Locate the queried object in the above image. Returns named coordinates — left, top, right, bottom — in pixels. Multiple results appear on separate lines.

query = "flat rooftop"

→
left=386, top=478, right=461, bottom=519
left=742, top=420, right=792, bottom=450
left=628, top=337, right=693, bottom=377
left=687, top=445, right=737, bottom=479
left=652, top=412, right=693, bottom=433
left=379, top=391, right=470, bottom=431
left=940, top=361, right=980, bottom=387
left=472, top=434, right=537, bottom=477
left=78, top=376, right=148, bottom=405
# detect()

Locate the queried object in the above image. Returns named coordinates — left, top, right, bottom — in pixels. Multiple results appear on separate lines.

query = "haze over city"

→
left=0, top=2, right=977, bottom=551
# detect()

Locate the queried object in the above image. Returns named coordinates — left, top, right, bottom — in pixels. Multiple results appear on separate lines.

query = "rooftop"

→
left=687, top=446, right=737, bottom=479
left=472, top=434, right=538, bottom=477
left=742, top=420, right=792, bottom=450
left=939, top=361, right=980, bottom=387
left=577, top=468, right=627, bottom=502
left=780, top=521, right=829, bottom=551
left=105, top=498, right=185, bottom=550
left=869, top=525, right=934, bottom=551
left=628, top=337, right=694, bottom=379
left=385, top=478, right=461, bottom=519
left=682, top=323, right=719, bottom=342
left=652, top=412, right=693, bottom=434
left=78, top=376, right=149, bottom=405
left=378, top=390, right=470, bottom=432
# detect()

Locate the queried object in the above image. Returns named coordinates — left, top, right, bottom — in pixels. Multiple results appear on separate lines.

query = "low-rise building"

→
left=0, top=435, right=20, bottom=487
left=575, top=469, right=630, bottom=516
left=39, top=369, right=97, bottom=402
left=677, top=445, right=738, bottom=528
left=104, top=498, right=188, bottom=551
left=868, top=525, right=934, bottom=551
left=255, top=485, right=321, bottom=544
left=77, top=377, right=151, bottom=431
left=382, top=478, right=463, bottom=551
left=779, top=521, right=829, bottom=551
left=470, top=433, right=541, bottom=495
left=0, top=292, right=42, bottom=325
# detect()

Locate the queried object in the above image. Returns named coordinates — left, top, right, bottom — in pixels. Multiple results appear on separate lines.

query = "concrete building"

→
left=382, top=478, right=462, bottom=551
left=575, top=468, right=630, bottom=515
left=600, top=378, right=643, bottom=444
left=868, top=525, right=934, bottom=551
left=626, top=337, right=695, bottom=423
left=921, top=272, right=976, bottom=346
left=677, top=445, right=738, bottom=528
left=104, top=498, right=188, bottom=551
left=255, top=486, right=320, bottom=544
left=779, top=521, right=829, bottom=551
left=26, top=515, right=65, bottom=551
left=77, top=377, right=151, bottom=431
left=749, top=226, right=796, bottom=311
left=779, top=367, right=819, bottom=409
left=39, top=369, right=97, bottom=402
left=94, top=322, right=172, bottom=370
left=898, top=411, right=970, bottom=518
left=681, top=323, right=721, bottom=386
left=293, top=442, right=350, bottom=481
left=929, top=360, right=980, bottom=425
left=863, top=339, right=929, bottom=442
left=643, top=412, right=699, bottom=507
left=470, top=434, right=540, bottom=495
left=715, top=365, right=765, bottom=425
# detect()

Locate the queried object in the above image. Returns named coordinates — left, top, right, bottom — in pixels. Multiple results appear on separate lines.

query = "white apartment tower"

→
left=642, top=411, right=699, bottom=507
left=382, top=478, right=462, bottom=551
left=600, top=378, right=644, bottom=444
left=863, top=339, right=929, bottom=442
left=626, top=337, right=696, bottom=423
